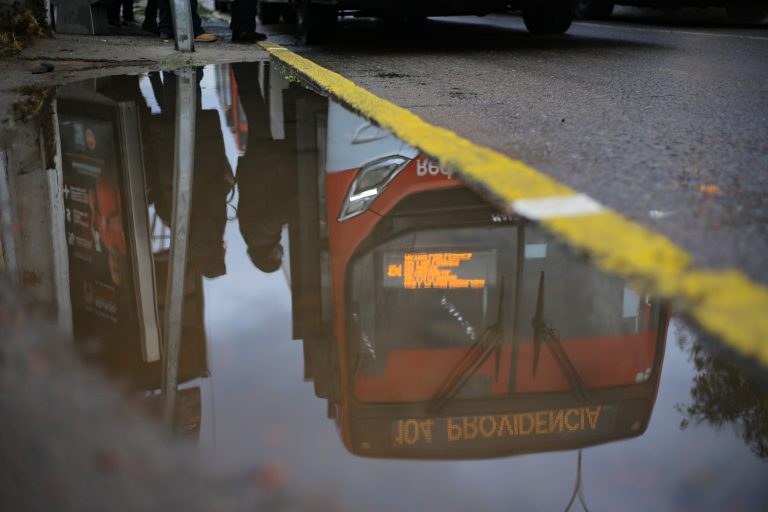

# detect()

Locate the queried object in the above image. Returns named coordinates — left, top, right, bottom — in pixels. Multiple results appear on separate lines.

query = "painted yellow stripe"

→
left=259, top=41, right=768, bottom=369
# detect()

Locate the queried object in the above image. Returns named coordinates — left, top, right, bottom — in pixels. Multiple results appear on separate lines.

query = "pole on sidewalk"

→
left=162, top=68, right=196, bottom=429
left=170, top=0, right=195, bottom=52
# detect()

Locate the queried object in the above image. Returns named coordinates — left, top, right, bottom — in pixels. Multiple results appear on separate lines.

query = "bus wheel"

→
left=574, top=0, right=614, bottom=20
left=258, top=0, right=282, bottom=24
left=298, top=0, right=337, bottom=44
left=523, top=0, right=573, bottom=34
left=283, top=5, right=298, bottom=23
left=726, top=3, right=768, bottom=22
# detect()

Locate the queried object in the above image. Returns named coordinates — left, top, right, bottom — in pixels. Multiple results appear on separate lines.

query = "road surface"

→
left=264, top=8, right=768, bottom=284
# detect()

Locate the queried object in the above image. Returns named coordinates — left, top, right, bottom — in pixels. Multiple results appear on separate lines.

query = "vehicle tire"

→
left=297, top=0, right=337, bottom=44
left=574, top=0, right=614, bottom=20
left=282, top=5, right=298, bottom=23
left=258, top=1, right=282, bottom=24
left=523, top=0, right=573, bottom=34
left=725, top=3, right=768, bottom=22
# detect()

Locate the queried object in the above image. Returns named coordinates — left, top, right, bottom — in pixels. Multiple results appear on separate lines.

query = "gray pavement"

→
left=0, top=13, right=268, bottom=121
left=265, top=9, right=768, bottom=285
left=0, top=280, right=310, bottom=512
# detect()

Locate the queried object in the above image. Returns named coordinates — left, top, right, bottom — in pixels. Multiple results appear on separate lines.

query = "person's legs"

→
left=143, top=0, right=159, bottom=32
left=122, top=0, right=135, bottom=22
left=232, top=63, right=296, bottom=271
left=190, top=0, right=203, bottom=36
left=188, top=0, right=221, bottom=41
left=157, top=0, right=173, bottom=36
left=230, top=0, right=266, bottom=41
left=157, top=0, right=217, bottom=41
left=107, top=0, right=121, bottom=25
left=231, top=0, right=256, bottom=34
left=145, top=0, right=158, bottom=20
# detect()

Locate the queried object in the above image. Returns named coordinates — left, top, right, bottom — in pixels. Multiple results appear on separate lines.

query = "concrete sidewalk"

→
left=1, top=19, right=270, bottom=120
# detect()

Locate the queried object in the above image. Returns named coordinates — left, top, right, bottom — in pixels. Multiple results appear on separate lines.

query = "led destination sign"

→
left=391, top=405, right=616, bottom=449
left=383, top=251, right=496, bottom=289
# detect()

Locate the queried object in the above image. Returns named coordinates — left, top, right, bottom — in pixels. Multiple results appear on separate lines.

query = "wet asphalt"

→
left=265, top=8, right=768, bottom=285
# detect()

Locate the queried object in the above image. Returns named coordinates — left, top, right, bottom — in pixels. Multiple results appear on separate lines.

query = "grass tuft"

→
left=12, top=86, right=54, bottom=123
left=0, top=10, right=47, bottom=56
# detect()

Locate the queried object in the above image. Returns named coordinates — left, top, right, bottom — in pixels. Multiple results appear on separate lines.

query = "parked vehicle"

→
left=574, top=1, right=768, bottom=22
left=258, top=0, right=297, bottom=23
left=214, top=0, right=296, bottom=23
left=214, top=0, right=577, bottom=43
left=288, top=0, right=575, bottom=42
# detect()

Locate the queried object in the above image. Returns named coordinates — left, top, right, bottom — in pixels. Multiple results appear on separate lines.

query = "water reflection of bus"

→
left=340, top=220, right=665, bottom=458
left=288, top=102, right=667, bottom=459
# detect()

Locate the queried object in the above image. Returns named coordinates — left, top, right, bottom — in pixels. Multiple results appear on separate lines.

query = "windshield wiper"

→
left=531, top=271, right=590, bottom=403
left=429, top=277, right=505, bottom=414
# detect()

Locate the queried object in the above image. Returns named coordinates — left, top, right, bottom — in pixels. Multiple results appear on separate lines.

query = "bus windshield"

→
left=347, top=224, right=660, bottom=404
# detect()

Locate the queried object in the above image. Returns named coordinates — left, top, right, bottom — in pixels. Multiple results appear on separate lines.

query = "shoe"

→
left=231, top=31, right=267, bottom=43
left=159, top=30, right=174, bottom=40
left=195, top=33, right=218, bottom=43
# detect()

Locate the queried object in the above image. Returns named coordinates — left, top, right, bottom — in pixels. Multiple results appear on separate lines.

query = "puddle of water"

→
left=2, top=62, right=767, bottom=510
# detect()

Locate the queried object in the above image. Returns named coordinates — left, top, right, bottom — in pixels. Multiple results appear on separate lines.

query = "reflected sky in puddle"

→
left=5, top=62, right=767, bottom=510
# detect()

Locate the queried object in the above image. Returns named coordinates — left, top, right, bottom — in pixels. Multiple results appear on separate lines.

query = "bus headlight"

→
left=338, top=156, right=409, bottom=221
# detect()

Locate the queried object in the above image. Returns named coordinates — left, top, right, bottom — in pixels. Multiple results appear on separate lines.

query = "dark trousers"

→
left=158, top=0, right=204, bottom=36
left=233, top=63, right=297, bottom=266
left=108, top=0, right=135, bottom=23
left=144, top=70, right=231, bottom=278
left=231, top=0, right=257, bottom=34
left=145, top=0, right=158, bottom=24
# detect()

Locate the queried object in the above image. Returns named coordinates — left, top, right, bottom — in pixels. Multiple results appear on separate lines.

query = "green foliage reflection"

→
left=676, top=327, right=768, bottom=460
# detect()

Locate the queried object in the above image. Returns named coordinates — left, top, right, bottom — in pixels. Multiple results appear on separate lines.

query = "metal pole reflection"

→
left=564, top=450, right=590, bottom=512
left=169, top=0, right=195, bottom=52
left=162, top=68, right=196, bottom=429
left=506, top=223, right=525, bottom=393
left=0, top=149, right=19, bottom=281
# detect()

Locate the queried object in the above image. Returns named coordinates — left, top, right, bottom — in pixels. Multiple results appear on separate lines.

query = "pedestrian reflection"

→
left=142, top=70, right=233, bottom=279
left=231, top=63, right=297, bottom=274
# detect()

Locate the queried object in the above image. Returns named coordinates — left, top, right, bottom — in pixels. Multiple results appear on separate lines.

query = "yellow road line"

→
left=259, top=41, right=768, bottom=369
